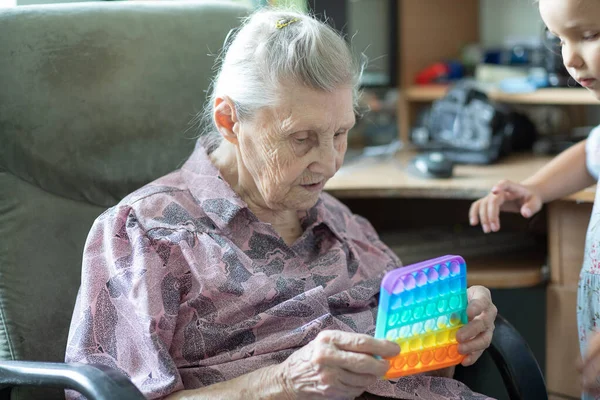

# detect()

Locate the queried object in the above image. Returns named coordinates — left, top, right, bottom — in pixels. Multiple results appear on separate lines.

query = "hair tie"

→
left=276, top=17, right=300, bottom=29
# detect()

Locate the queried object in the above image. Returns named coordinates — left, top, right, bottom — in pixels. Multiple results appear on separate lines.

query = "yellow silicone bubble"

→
left=423, top=333, right=436, bottom=348
left=449, top=327, right=459, bottom=343
left=409, top=337, right=422, bottom=351
left=436, top=329, right=450, bottom=344
left=400, top=341, right=410, bottom=353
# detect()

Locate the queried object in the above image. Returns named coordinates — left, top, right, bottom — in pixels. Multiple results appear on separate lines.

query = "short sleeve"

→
left=65, top=205, right=188, bottom=399
left=586, top=125, right=600, bottom=180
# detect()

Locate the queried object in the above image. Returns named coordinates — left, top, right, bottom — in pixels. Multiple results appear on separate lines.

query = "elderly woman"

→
left=65, top=8, right=497, bottom=400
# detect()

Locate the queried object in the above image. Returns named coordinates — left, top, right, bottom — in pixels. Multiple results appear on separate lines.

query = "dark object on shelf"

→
left=533, top=135, right=586, bottom=155
left=407, top=152, right=454, bottom=179
left=411, top=81, right=537, bottom=164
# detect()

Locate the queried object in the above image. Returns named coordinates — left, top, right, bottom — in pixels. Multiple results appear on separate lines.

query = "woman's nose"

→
left=312, top=143, right=338, bottom=176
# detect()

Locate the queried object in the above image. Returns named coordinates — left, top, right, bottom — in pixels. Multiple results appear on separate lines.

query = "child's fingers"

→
left=469, top=201, right=481, bottom=226
left=490, top=179, right=514, bottom=194
left=478, top=199, right=491, bottom=233
left=491, top=179, right=527, bottom=196
left=486, top=193, right=503, bottom=232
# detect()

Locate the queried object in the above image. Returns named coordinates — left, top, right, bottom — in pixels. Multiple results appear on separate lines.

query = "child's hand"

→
left=579, top=332, right=600, bottom=394
left=468, top=180, right=543, bottom=233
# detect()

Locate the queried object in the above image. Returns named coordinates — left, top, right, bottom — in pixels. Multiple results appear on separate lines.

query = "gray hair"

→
left=197, top=8, right=365, bottom=153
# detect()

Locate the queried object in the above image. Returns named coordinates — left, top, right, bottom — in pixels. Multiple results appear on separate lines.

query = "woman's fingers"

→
left=317, top=331, right=400, bottom=358
left=314, top=346, right=390, bottom=376
left=457, top=329, right=493, bottom=357
left=335, top=368, right=380, bottom=389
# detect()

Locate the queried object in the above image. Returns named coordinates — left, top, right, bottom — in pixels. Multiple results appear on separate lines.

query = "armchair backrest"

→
left=0, top=2, right=248, bottom=399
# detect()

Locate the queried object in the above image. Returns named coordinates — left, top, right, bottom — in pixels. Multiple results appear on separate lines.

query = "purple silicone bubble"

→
left=403, top=274, right=416, bottom=290
left=415, top=271, right=427, bottom=287
left=392, top=278, right=404, bottom=294
left=427, top=268, right=439, bottom=282
left=450, top=261, right=461, bottom=276
left=438, top=264, right=450, bottom=280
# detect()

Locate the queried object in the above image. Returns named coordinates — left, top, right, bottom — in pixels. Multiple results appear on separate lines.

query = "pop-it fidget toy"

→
left=375, top=255, right=468, bottom=379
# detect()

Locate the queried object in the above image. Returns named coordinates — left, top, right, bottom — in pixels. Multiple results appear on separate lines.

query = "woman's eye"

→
left=294, top=136, right=309, bottom=144
left=583, top=32, right=599, bottom=41
left=334, top=130, right=347, bottom=138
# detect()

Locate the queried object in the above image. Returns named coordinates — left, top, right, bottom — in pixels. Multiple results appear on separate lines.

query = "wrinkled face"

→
left=540, top=0, right=600, bottom=98
left=236, top=84, right=355, bottom=212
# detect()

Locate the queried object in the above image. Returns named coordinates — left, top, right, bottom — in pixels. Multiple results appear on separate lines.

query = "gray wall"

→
left=480, top=0, right=543, bottom=47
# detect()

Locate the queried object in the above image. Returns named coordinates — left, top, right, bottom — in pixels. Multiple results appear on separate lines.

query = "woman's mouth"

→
left=301, top=181, right=325, bottom=192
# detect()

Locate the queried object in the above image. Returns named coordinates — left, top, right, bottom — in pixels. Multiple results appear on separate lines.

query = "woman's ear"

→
left=214, top=96, right=240, bottom=145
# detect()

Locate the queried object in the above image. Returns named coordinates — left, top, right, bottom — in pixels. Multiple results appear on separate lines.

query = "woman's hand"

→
left=456, top=285, right=497, bottom=367
left=469, top=180, right=543, bottom=233
left=579, top=332, right=600, bottom=395
left=277, top=330, right=400, bottom=400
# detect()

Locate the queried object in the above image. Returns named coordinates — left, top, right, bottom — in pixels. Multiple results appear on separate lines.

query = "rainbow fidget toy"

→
left=375, top=255, right=468, bottom=379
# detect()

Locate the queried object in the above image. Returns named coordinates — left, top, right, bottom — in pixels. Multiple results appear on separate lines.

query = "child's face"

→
left=540, top=0, right=600, bottom=98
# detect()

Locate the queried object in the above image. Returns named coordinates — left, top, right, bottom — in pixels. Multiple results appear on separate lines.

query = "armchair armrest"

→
left=0, top=361, right=145, bottom=400
left=487, top=314, right=548, bottom=400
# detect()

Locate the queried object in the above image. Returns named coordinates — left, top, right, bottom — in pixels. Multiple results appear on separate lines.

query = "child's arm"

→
left=521, top=140, right=594, bottom=203
left=470, top=140, right=595, bottom=233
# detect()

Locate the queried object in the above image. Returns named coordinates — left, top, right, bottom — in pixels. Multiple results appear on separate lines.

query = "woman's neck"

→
left=209, top=142, right=303, bottom=245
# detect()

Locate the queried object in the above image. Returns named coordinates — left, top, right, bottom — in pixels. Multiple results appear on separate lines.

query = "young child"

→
left=470, top=0, right=600, bottom=396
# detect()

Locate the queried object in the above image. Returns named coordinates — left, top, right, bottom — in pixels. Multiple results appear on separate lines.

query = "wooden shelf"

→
left=467, top=253, right=547, bottom=289
left=403, top=85, right=598, bottom=105
left=327, top=150, right=596, bottom=204
left=326, top=150, right=554, bottom=200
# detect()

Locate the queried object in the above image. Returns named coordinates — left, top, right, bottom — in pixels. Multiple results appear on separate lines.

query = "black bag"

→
left=411, top=81, right=537, bottom=164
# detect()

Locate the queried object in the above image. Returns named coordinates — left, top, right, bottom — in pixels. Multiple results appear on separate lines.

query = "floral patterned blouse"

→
left=65, top=145, right=493, bottom=400
left=579, top=126, right=600, bottom=400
